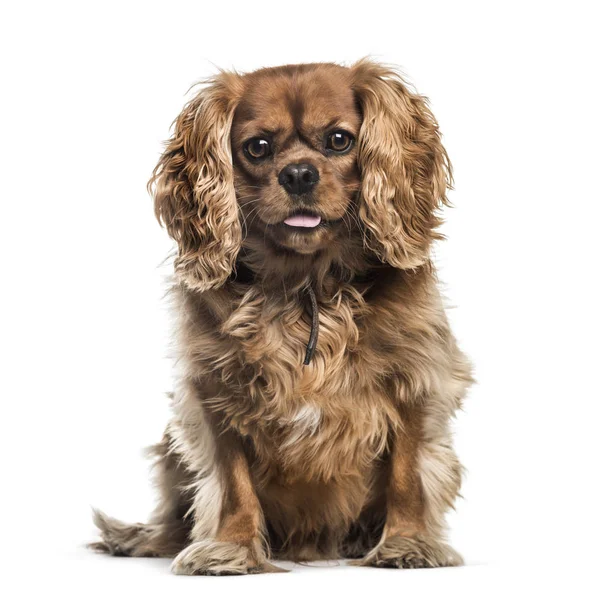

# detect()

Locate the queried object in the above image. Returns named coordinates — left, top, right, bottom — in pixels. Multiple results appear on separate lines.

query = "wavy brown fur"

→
left=92, top=60, right=473, bottom=574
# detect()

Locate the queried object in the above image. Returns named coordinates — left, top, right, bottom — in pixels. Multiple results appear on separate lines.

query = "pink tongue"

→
left=283, top=214, right=321, bottom=228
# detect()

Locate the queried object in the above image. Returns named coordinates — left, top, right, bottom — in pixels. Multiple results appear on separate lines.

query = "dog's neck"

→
left=235, top=235, right=378, bottom=298
left=194, top=243, right=411, bottom=366
left=231, top=243, right=384, bottom=366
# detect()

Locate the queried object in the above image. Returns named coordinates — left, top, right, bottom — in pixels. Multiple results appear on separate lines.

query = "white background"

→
left=1, top=1, right=589, bottom=598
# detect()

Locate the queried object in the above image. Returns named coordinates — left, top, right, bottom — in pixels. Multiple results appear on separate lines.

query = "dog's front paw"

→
left=352, top=534, right=463, bottom=569
left=171, top=540, right=283, bottom=576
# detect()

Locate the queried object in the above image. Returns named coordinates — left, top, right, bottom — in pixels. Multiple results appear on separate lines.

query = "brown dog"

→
left=91, top=60, right=472, bottom=574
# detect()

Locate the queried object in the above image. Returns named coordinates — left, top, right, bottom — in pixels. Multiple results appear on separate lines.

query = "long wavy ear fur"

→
left=149, top=72, right=243, bottom=291
left=352, top=59, right=452, bottom=269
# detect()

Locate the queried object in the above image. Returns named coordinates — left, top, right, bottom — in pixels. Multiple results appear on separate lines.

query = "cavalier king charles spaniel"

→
left=91, top=59, right=473, bottom=574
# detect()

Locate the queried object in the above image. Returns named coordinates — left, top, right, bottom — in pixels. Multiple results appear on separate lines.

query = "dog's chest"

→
left=225, top=284, right=369, bottom=394
left=222, top=288, right=399, bottom=481
left=257, top=389, right=394, bottom=482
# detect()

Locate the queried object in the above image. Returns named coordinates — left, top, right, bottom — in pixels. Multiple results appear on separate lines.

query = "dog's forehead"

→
left=234, top=65, right=360, bottom=134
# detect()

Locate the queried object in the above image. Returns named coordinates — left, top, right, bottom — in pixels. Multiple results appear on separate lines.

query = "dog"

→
left=91, top=59, right=473, bottom=575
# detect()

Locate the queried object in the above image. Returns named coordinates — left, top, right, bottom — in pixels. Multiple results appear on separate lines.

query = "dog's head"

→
left=151, top=60, right=451, bottom=291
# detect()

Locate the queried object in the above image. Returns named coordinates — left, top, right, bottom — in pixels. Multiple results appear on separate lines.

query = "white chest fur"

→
left=279, top=403, right=323, bottom=448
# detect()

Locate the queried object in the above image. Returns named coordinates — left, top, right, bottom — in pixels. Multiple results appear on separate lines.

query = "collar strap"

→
left=303, top=286, right=319, bottom=366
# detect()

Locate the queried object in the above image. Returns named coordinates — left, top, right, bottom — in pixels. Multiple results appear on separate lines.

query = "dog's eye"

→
left=325, top=131, right=353, bottom=153
left=244, top=137, right=271, bottom=161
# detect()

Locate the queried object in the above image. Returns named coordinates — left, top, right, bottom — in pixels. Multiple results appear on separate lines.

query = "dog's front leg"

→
left=355, top=403, right=463, bottom=569
left=171, top=385, right=280, bottom=575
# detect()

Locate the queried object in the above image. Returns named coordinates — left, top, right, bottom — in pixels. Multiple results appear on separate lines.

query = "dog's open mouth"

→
left=283, top=211, right=322, bottom=229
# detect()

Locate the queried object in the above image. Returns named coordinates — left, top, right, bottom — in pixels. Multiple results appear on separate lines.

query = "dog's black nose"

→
left=278, top=163, right=319, bottom=195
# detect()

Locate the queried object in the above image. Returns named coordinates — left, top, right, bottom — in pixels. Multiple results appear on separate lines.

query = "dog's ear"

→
left=352, top=59, right=451, bottom=269
left=150, top=72, right=243, bottom=291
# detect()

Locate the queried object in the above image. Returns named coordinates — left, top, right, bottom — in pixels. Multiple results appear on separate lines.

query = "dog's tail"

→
left=89, top=509, right=188, bottom=558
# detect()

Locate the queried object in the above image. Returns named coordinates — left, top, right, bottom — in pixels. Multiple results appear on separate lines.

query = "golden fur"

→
left=91, top=59, right=473, bottom=574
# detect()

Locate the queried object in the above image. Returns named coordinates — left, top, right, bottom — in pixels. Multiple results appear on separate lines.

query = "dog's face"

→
left=151, top=61, right=451, bottom=291
left=231, top=66, right=361, bottom=255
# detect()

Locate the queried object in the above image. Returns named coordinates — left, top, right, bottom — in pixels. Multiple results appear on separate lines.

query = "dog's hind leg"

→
left=90, top=429, right=192, bottom=558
